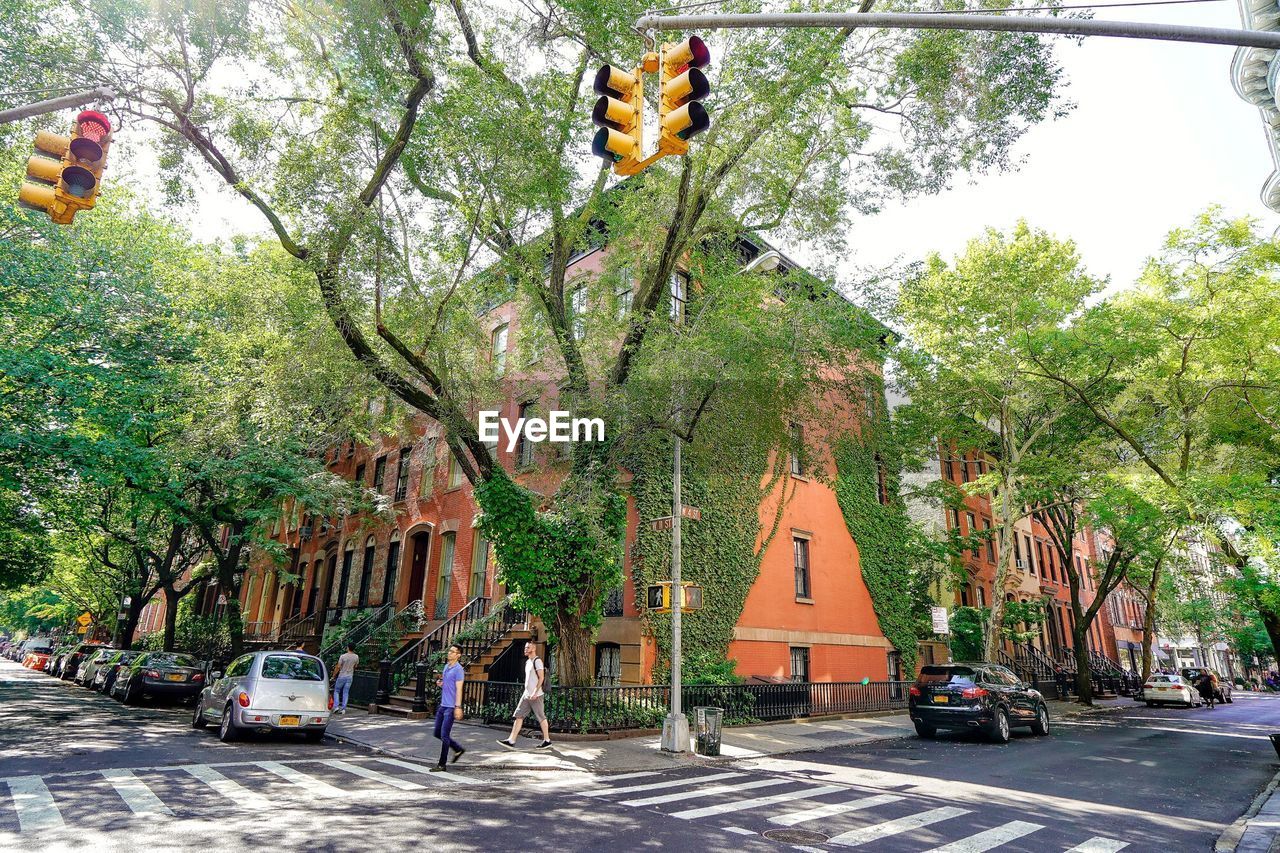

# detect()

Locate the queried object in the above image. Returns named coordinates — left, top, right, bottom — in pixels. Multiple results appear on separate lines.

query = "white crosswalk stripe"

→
left=826, top=806, right=972, bottom=847
left=925, top=820, right=1044, bottom=852
left=670, top=784, right=847, bottom=820
left=620, top=777, right=791, bottom=808
left=101, top=769, right=173, bottom=817
left=371, top=757, right=481, bottom=786
left=181, top=764, right=273, bottom=810
left=255, top=761, right=349, bottom=798
left=580, top=771, right=744, bottom=798
left=320, top=760, right=425, bottom=791
left=5, top=776, right=64, bottom=832
left=1065, top=838, right=1129, bottom=853
left=769, top=793, right=905, bottom=827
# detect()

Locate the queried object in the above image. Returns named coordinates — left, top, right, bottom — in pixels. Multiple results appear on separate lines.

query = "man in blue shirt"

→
left=432, top=644, right=465, bottom=770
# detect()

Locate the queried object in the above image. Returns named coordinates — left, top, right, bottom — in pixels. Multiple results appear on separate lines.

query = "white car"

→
left=193, top=651, right=332, bottom=742
left=1143, top=674, right=1203, bottom=708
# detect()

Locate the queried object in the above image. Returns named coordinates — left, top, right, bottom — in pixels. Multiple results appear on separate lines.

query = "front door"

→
left=407, top=532, right=430, bottom=606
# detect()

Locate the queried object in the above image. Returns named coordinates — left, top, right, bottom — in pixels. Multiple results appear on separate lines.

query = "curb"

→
left=1217, top=766, right=1280, bottom=853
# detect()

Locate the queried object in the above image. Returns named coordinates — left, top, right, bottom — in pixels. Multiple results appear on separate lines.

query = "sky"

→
left=161, top=0, right=1277, bottom=294
left=837, top=0, right=1278, bottom=290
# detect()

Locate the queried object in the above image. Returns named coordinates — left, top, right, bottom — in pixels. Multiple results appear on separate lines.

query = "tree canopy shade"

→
left=1, top=0, right=1072, bottom=682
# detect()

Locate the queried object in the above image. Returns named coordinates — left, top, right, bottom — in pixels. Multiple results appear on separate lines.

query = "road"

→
left=2, top=659, right=1277, bottom=851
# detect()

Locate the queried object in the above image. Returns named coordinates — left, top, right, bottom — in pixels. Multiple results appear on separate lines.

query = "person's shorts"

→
left=514, top=695, right=546, bottom=722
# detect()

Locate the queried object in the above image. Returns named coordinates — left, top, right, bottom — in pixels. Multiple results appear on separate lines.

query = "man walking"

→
left=332, top=643, right=358, bottom=714
left=432, top=644, right=465, bottom=771
left=498, top=641, right=552, bottom=750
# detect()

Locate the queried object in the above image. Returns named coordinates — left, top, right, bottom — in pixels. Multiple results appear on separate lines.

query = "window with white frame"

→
left=669, top=271, right=688, bottom=325
left=570, top=285, right=587, bottom=340
left=491, top=323, right=509, bottom=376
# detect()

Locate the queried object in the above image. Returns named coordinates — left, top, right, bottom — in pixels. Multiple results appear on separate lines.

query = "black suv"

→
left=909, top=662, right=1050, bottom=743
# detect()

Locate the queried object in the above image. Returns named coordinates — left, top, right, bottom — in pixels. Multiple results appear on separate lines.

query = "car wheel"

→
left=121, top=679, right=140, bottom=706
left=987, top=709, right=1011, bottom=744
left=192, top=701, right=208, bottom=729
left=913, top=721, right=937, bottom=739
left=218, top=705, right=240, bottom=743
left=1030, top=705, right=1050, bottom=736
left=303, top=729, right=325, bottom=743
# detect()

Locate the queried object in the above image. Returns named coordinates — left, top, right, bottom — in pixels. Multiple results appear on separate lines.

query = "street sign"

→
left=931, top=606, right=950, bottom=635
left=217, top=594, right=227, bottom=606
left=76, top=612, right=92, bottom=626
left=647, top=516, right=674, bottom=531
left=648, top=506, right=700, bottom=531
left=121, top=596, right=132, bottom=606
left=679, top=505, right=701, bottom=520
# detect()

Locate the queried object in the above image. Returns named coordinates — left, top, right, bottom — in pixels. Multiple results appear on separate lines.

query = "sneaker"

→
left=537, top=740, right=553, bottom=750
left=451, top=745, right=466, bottom=764
left=428, top=764, right=447, bottom=772
left=497, top=739, right=516, bottom=749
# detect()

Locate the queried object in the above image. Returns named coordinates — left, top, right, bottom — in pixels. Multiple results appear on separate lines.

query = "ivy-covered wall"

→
left=626, top=434, right=771, bottom=679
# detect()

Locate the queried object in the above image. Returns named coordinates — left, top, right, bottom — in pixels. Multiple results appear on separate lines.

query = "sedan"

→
left=194, top=651, right=330, bottom=743
left=58, top=642, right=111, bottom=681
left=113, top=652, right=206, bottom=705
left=93, top=650, right=143, bottom=694
left=1144, top=674, right=1202, bottom=708
left=75, top=647, right=118, bottom=687
left=909, top=662, right=1050, bottom=743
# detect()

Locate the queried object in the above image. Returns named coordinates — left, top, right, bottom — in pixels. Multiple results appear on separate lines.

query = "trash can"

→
left=694, top=706, right=724, bottom=757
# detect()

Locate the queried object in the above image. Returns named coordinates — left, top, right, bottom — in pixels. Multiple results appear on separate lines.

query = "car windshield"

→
left=261, top=655, right=324, bottom=681
left=146, top=653, right=198, bottom=668
left=918, top=665, right=977, bottom=686
left=118, top=652, right=141, bottom=663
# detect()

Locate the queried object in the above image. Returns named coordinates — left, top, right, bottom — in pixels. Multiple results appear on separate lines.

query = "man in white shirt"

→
left=332, top=644, right=359, bottom=714
left=497, top=641, right=552, bottom=749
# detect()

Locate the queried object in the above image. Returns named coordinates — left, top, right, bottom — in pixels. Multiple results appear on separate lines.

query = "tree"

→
left=894, top=221, right=1103, bottom=662
left=13, top=0, right=1070, bottom=682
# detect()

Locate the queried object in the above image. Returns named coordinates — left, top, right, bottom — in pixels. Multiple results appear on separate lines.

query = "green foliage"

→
left=138, top=598, right=231, bottom=662
left=950, top=607, right=987, bottom=662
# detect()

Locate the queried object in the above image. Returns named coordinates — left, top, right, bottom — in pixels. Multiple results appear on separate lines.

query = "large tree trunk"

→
left=162, top=584, right=180, bottom=651
left=983, top=468, right=1017, bottom=662
left=1140, top=556, right=1163, bottom=682
left=1072, top=625, right=1095, bottom=705
left=553, top=607, right=595, bottom=687
left=1259, top=607, right=1280, bottom=671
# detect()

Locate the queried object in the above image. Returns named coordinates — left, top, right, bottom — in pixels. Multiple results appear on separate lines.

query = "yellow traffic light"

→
left=659, top=36, right=711, bottom=156
left=592, top=63, right=644, bottom=175
left=18, top=110, right=112, bottom=225
left=645, top=581, right=705, bottom=614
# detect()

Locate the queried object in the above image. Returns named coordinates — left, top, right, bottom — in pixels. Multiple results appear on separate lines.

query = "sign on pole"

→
left=931, top=606, right=950, bottom=635
left=679, top=505, right=701, bottom=520
left=647, top=516, right=674, bottom=532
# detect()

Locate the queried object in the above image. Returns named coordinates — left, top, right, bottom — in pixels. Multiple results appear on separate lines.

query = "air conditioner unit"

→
left=299, top=526, right=312, bottom=541
left=1015, top=559, right=1028, bottom=570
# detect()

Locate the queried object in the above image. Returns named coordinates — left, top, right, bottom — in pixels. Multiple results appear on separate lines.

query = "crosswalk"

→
left=0, top=756, right=477, bottom=835
left=560, top=767, right=1135, bottom=852
left=4, top=757, right=1140, bottom=850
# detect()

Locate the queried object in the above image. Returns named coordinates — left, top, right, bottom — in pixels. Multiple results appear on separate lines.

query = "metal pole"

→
left=661, top=435, right=690, bottom=752
left=635, top=12, right=1280, bottom=50
left=0, top=86, right=116, bottom=126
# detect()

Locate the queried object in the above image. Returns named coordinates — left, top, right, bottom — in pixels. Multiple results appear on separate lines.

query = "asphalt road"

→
left=3, top=659, right=1278, bottom=852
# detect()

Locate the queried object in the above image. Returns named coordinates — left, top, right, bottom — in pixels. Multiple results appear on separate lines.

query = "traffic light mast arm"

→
left=634, top=11, right=1280, bottom=50
left=0, top=86, right=115, bottom=126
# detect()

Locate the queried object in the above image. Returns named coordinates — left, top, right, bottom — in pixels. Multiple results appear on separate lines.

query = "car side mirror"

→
left=210, top=671, right=223, bottom=680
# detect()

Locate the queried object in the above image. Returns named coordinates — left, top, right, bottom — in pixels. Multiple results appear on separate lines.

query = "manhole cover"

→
left=763, top=829, right=830, bottom=844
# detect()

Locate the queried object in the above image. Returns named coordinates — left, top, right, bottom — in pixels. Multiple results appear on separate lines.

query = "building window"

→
left=976, top=585, right=986, bottom=607
left=448, top=453, right=465, bottom=489
left=516, top=401, right=536, bottom=467
left=943, top=455, right=955, bottom=482
left=788, top=423, right=805, bottom=476
left=793, top=536, right=811, bottom=599
left=570, top=285, right=587, bottom=341
left=469, top=532, right=490, bottom=599
left=335, top=541, right=355, bottom=610
left=382, top=531, right=401, bottom=606
left=357, top=535, right=376, bottom=608
left=595, top=643, right=622, bottom=686
left=491, top=323, right=509, bottom=376
left=602, top=585, right=624, bottom=617
left=394, top=449, right=411, bottom=502
left=373, top=455, right=387, bottom=493
left=982, top=517, right=995, bottom=563
left=960, top=456, right=970, bottom=483
left=947, top=508, right=960, bottom=531
left=1025, top=535, right=1036, bottom=575
left=346, top=440, right=355, bottom=458
left=616, top=268, right=634, bottom=319
left=789, top=647, right=810, bottom=682
left=419, top=438, right=437, bottom=498
left=966, top=512, right=978, bottom=560
left=435, top=532, right=456, bottom=617
left=959, top=584, right=970, bottom=607
left=669, top=271, right=688, bottom=325
left=354, top=463, right=366, bottom=486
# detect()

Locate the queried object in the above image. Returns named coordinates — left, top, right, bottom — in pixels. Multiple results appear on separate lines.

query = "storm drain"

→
left=762, top=828, right=830, bottom=844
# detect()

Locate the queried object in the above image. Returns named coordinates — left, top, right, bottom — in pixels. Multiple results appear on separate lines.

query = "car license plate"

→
left=279, top=715, right=300, bottom=727
left=933, top=695, right=949, bottom=704
left=166, top=673, right=185, bottom=682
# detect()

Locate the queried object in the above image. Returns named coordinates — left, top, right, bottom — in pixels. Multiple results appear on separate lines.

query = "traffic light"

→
left=591, top=63, right=643, bottom=175
left=659, top=36, right=711, bottom=156
left=18, top=110, right=112, bottom=225
left=645, top=582, right=705, bottom=614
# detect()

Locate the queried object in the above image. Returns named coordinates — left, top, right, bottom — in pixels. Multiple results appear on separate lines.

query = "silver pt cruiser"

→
left=193, top=651, right=332, bottom=742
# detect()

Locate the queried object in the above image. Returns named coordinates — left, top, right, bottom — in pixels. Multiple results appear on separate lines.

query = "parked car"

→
left=1143, top=673, right=1203, bottom=708
left=112, top=652, right=206, bottom=705
left=194, top=651, right=331, bottom=743
left=74, top=647, right=118, bottom=687
left=909, top=662, right=1051, bottom=744
left=93, top=650, right=142, bottom=694
left=21, top=637, right=55, bottom=671
left=54, top=641, right=105, bottom=680
left=1180, top=667, right=1233, bottom=704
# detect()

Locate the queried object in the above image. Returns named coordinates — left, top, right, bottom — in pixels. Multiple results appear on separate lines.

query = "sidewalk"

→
left=325, top=695, right=1133, bottom=777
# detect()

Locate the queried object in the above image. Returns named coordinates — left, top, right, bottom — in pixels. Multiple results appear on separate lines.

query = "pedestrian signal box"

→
left=646, top=582, right=704, bottom=614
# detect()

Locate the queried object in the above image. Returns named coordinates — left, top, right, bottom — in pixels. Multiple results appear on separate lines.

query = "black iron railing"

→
left=277, top=610, right=322, bottom=646
left=319, top=602, right=395, bottom=661
left=385, top=595, right=491, bottom=697
left=457, top=679, right=913, bottom=734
